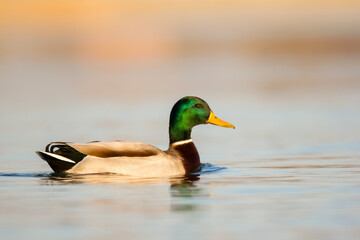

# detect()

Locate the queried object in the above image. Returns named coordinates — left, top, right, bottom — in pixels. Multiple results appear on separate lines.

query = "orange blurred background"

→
left=1, top=0, right=360, bottom=105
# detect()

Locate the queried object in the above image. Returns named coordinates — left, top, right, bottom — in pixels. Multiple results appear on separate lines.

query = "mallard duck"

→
left=36, top=96, right=234, bottom=177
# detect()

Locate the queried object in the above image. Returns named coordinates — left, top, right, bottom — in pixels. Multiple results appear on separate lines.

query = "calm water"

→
left=1, top=91, right=360, bottom=240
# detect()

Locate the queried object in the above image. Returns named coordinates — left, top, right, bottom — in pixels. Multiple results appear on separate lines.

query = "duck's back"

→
left=67, top=141, right=162, bottom=157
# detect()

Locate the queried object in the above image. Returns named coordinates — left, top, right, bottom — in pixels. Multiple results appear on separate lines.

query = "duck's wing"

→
left=61, top=141, right=163, bottom=158
left=67, top=153, right=185, bottom=177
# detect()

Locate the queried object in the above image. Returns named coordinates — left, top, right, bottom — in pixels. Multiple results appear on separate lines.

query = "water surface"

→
left=1, top=95, right=360, bottom=240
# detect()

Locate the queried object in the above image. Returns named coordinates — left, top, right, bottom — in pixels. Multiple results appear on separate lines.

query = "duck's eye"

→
left=194, top=104, right=203, bottom=109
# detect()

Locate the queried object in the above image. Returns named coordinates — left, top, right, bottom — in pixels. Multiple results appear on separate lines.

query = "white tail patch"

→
left=39, top=151, right=76, bottom=164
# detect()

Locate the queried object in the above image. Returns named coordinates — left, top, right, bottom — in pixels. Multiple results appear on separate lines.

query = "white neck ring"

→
left=171, top=139, right=193, bottom=146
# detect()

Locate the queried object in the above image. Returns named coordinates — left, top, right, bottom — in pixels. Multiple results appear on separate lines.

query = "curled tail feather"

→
left=37, top=142, right=87, bottom=173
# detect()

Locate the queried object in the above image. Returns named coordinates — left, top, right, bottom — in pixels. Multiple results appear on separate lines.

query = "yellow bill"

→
left=206, top=111, right=235, bottom=129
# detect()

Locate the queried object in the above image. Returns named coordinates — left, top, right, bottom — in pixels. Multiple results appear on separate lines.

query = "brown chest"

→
left=170, top=141, right=200, bottom=173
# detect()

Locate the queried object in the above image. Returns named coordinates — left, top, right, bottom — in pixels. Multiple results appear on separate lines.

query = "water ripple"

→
left=0, top=172, right=50, bottom=178
left=194, top=163, right=227, bottom=175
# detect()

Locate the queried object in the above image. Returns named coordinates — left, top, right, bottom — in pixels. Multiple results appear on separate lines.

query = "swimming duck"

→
left=36, top=96, right=234, bottom=177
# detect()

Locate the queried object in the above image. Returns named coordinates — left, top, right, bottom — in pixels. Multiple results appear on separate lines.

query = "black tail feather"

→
left=36, top=151, right=76, bottom=173
left=38, top=142, right=87, bottom=173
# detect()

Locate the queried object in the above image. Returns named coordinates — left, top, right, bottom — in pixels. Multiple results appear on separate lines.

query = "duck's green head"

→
left=169, top=96, right=234, bottom=144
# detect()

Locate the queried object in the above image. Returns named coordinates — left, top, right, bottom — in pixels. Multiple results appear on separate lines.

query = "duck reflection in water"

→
left=41, top=172, right=205, bottom=212
left=170, top=174, right=208, bottom=212
left=41, top=172, right=200, bottom=186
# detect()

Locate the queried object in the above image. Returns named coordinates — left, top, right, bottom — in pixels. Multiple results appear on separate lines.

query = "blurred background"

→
left=1, top=0, right=359, bottom=103
left=0, top=0, right=360, bottom=164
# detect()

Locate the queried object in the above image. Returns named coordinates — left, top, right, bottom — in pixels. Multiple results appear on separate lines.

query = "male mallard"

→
left=36, top=96, right=234, bottom=177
